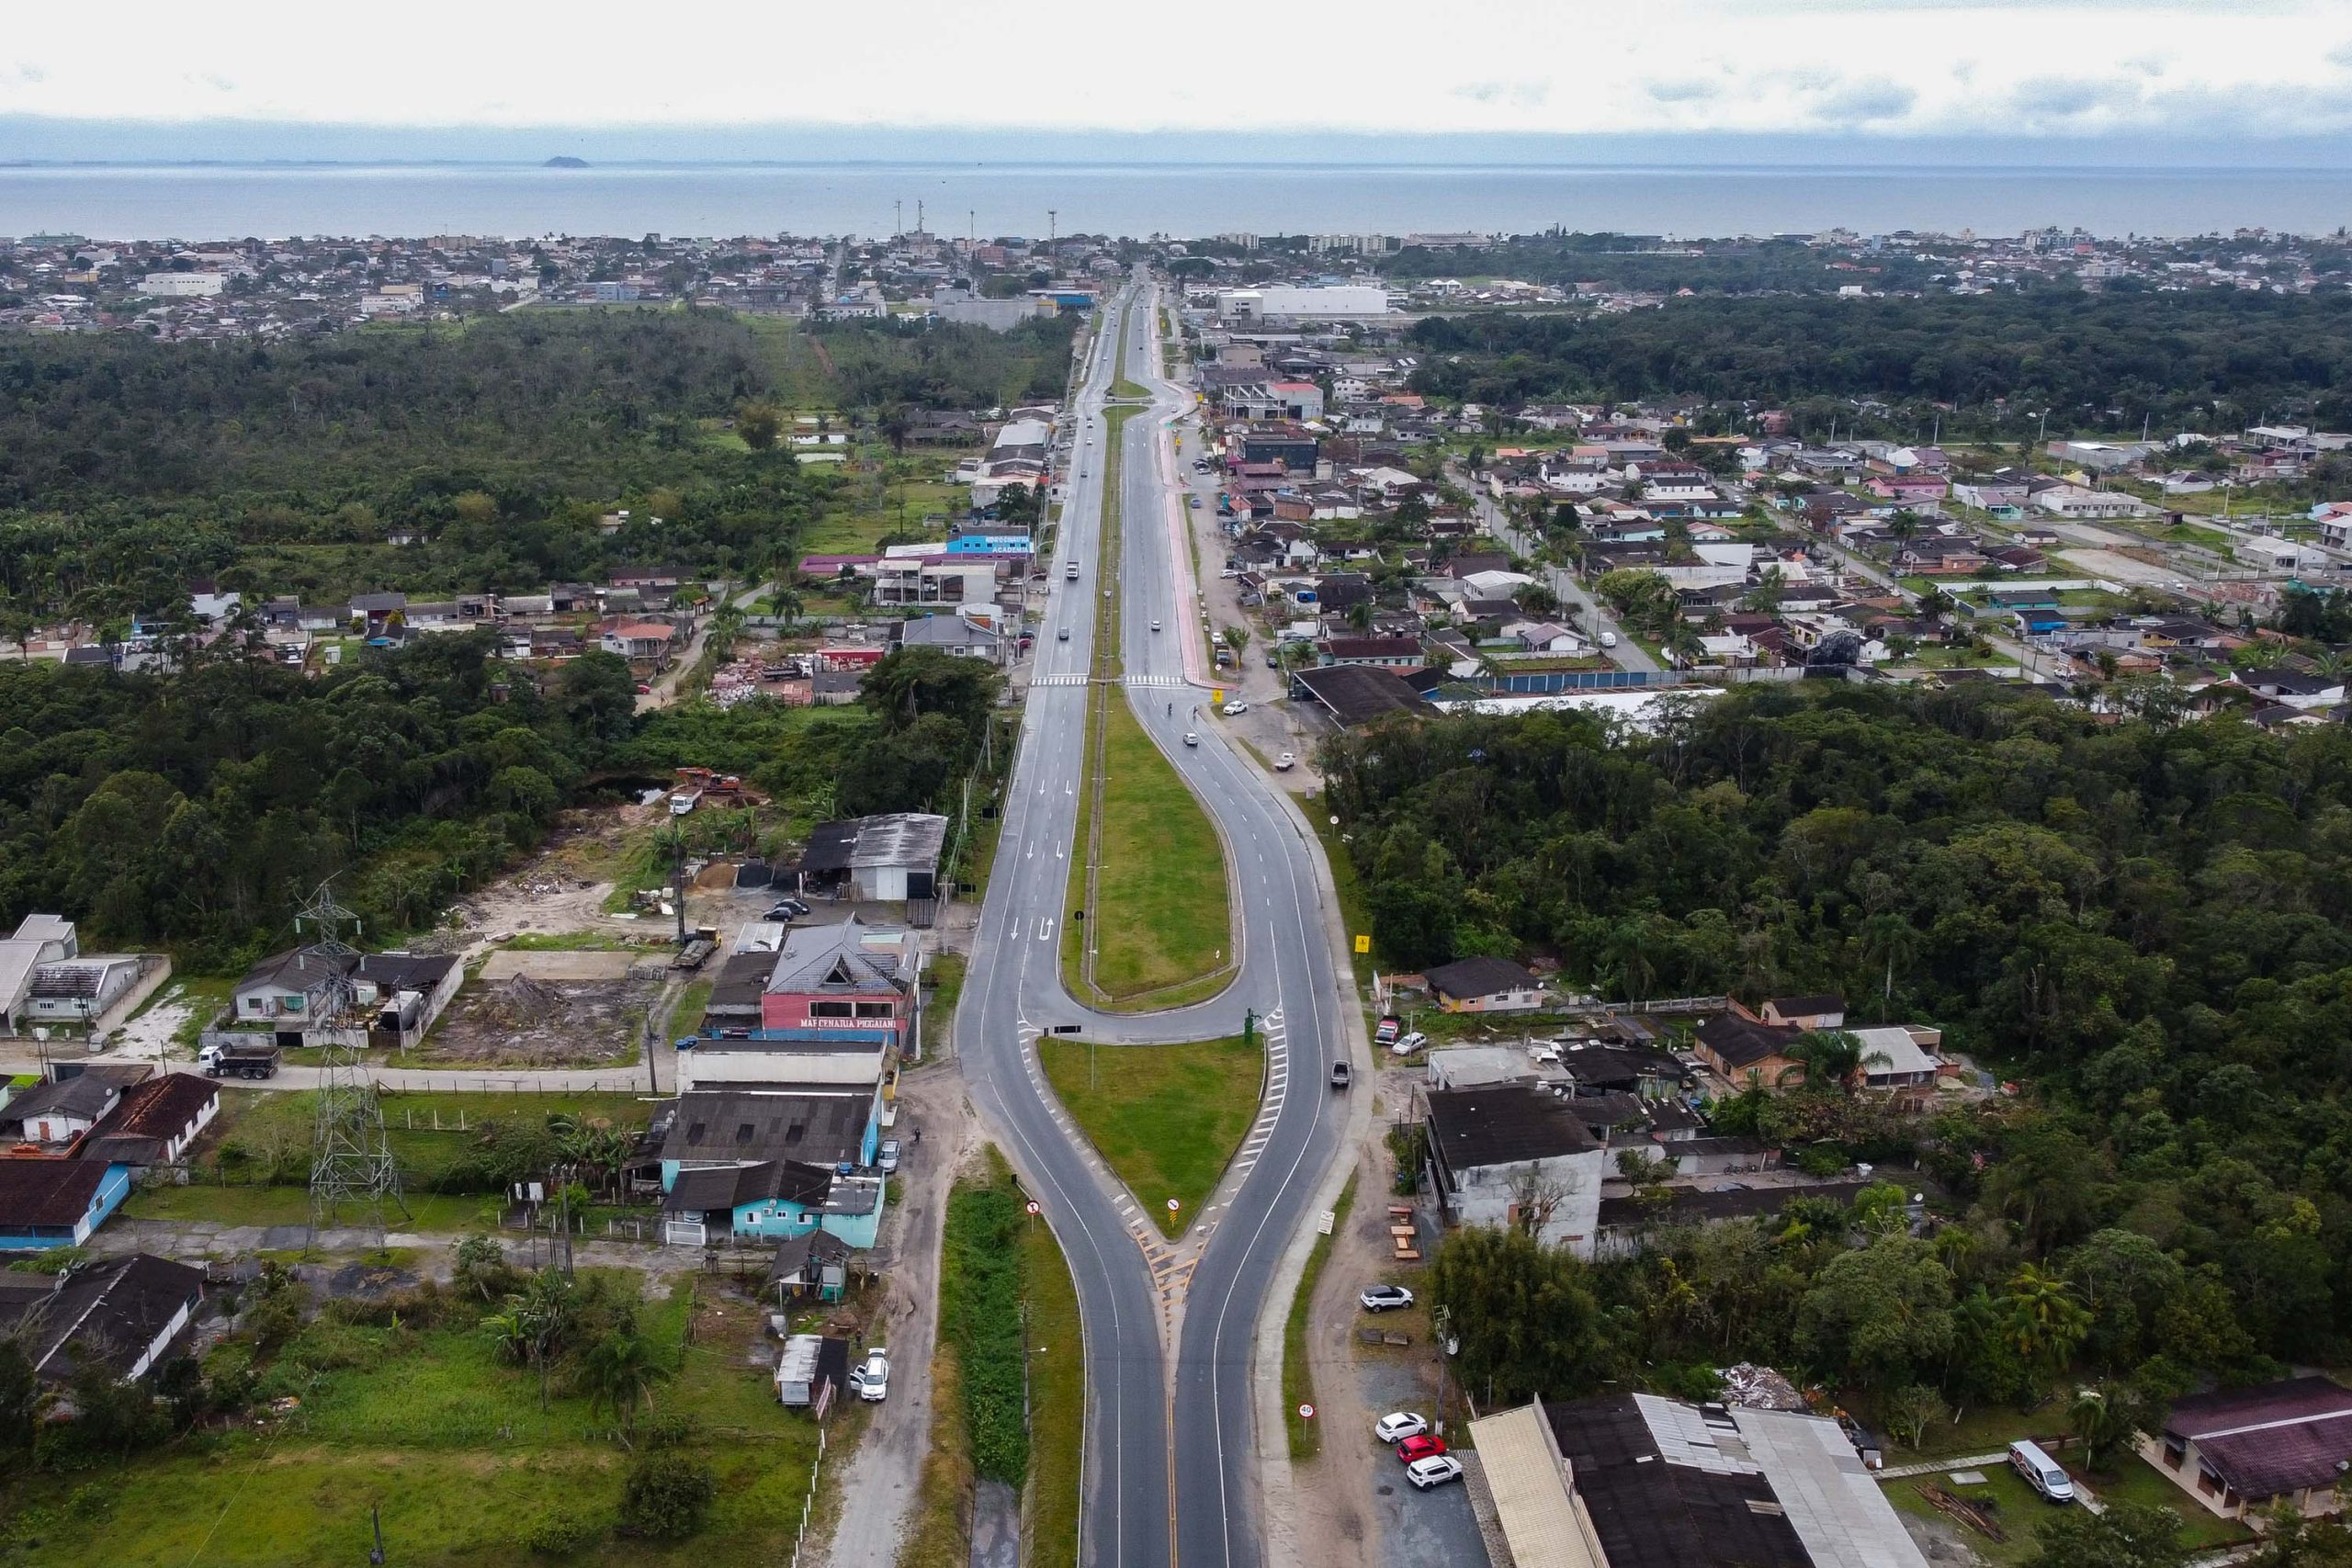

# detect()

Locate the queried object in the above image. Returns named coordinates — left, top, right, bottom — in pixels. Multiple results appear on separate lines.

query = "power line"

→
left=297, top=881, right=407, bottom=1254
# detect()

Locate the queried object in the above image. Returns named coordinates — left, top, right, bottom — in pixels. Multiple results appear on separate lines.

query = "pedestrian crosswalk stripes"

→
left=1121, top=674, right=1187, bottom=688
left=1029, top=673, right=1088, bottom=686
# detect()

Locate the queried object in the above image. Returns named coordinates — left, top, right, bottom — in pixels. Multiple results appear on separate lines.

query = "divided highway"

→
left=955, top=279, right=1362, bottom=1568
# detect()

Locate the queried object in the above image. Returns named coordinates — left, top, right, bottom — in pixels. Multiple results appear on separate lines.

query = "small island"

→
left=543, top=155, right=590, bottom=168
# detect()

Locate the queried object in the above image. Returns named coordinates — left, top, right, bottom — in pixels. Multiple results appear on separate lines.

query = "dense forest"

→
left=1386, top=233, right=1950, bottom=295
left=0, top=309, right=1076, bottom=622
left=1407, top=288, right=2352, bottom=430
left=0, top=637, right=1002, bottom=967
left=1338, top=686, right=2352, bottom=1447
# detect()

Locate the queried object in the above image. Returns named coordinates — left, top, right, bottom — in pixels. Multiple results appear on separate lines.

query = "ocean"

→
left=2, top=161, right=2348, bottom=243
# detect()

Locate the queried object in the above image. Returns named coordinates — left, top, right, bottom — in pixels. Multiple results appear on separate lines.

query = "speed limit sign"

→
left=1298, top=1403, right=1316, bottom=1420
left=1026, top=1201, right=1041, bottom=1216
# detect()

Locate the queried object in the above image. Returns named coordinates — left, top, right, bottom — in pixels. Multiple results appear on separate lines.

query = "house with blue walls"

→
left=0, top=1159, right=132, bottom=1249
left=647, top=1087, right=886, bottom=1249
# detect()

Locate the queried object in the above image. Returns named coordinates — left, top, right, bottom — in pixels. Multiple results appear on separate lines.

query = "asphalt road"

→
left=1467, top=488, right=1660, bottom=673
left=955, top=277, right=1359, bottom=1568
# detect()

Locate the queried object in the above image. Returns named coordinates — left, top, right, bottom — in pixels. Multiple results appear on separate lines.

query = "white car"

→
left=1150, top=619, right=1161, bottom=632
left=1407, top=1454, right=1464, bottom=1490
left=1374, top=1412, right=1430, bottom=1444
left=1221, top=700, right=1249, bottom=716
left=1182, top=731, right=1198, bottom=747
left=1360, top=1284, right=1414, bottom=1313
left=1599, top=631, right=1619, bottom=649
left=1390, top=1031, right=1429, bottom=1056
left=850, top=1347, right=890, bottom=1403
left=1275, top=751, right=1296, bottom=771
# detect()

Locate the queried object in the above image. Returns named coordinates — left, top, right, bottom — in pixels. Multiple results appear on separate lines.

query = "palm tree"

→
left=1774, top=1030, right=1892, bottom=1094
left=1662, top=622, right=1705, bottom=670
left=577, top=1327, right=671, bottom=1442
left=2006, top=1264, right=2093, bottom=1384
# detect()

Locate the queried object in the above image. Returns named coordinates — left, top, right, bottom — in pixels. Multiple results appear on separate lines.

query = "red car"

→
left=1396, top=1434, right=1449, bottom=1465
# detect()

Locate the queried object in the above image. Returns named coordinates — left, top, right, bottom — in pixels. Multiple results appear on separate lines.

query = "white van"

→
left=2008, top=1440, right=2074, bottom=1504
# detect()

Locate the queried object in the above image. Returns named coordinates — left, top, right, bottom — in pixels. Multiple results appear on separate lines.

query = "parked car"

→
left=1360, top=1284, right=1414, bottom=1313
left=850, top=1348, right=890, bottom=1403
left=1374, top=1412, right=1430, bottom=1444
left=1275, top=751, right=1296, bottom=771
left=1406, top=1454, right=1464, bottom=1490
left=2009, top=1440, right=2075, bottom=1504
left=1330, top=1060, right=1352, bottom=1089
left=1187, top=495, right=1201, bottom=509
left=1221, top=700, right=1249, bottom=716
left=1183, top=731, right=1198, bottom=747
left=763, top=900, right=809, bottom=922
left=1397, top=1434, right=1450, bottom=1465
left=1374, top=1016, right=1402, bottom=1046
left=1390, top=1031, right=1429, bottom=1056
left=876, top=1139, right=902, bottom=1174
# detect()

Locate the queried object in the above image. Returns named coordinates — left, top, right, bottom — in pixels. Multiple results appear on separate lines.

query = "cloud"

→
left=1812, top=82, right=1918, bottom=122
left=1647, top=79, right=1720, bottom=103
left=2007, top=75, right=2147, bottom=120
left=1450, top=79, right=1551, bottom=108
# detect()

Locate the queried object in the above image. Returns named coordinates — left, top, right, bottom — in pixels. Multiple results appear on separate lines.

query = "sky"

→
left=4, top=0, right=2349, bottom=153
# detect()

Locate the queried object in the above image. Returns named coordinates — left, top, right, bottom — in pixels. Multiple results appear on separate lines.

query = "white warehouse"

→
left=1215, top=285, right=1391, bottom=323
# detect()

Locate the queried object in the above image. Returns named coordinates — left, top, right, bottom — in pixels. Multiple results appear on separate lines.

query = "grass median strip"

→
left=1085, top=693, right=1233, bottom=1000
left=1282, top=1172, right=1359, bottom=1462
left=1021, top=1199, right=1083, bottom=1568
left=1037, top=1034, right=1263, bottom=1239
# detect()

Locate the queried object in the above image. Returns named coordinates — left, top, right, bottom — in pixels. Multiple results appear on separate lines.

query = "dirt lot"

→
left=421, top=968, right=662, bottom=1066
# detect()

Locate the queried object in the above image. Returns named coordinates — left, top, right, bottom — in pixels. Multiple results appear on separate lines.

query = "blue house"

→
left=661, top=1159, right=885, bottom=1250
left=0, top=1159, right=132, bottom=1249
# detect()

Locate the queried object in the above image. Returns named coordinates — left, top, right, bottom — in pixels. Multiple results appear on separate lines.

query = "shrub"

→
left=616, top=1452, right=718, bottom=1540
left=523, top=1510, right=605, bottom=1556
left=941, top=1182, right=1028, bottom=1483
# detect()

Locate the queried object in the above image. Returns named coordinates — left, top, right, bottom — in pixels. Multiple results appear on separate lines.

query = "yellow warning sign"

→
left=1354, top=935, right=1371, bottom=954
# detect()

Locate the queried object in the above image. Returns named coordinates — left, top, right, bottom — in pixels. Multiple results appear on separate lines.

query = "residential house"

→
left=1425, top=1084, right=1607, bottom=1256
left=2233, top=668, right=2346, bottom=711
left=1692, top=1013, right=1804, bottom=1089
left=1759, top=995, right=1845, bottom=1030
left=76, top=1073, right=219, bottom=1168
left=765, top=1228, right=853, bottom=1303
left=0, top=1252, right=205, bottom=1382
left=2141, top=1377, right=2352, bottom=1523
left=2031, top=481, right=2159, bottom=520
left=0, top=1159, right=133, bottom=1249
left=600, top=619, right=681, bottom=664
left=0, top=1076, right=121, bottom=1151
left=1423, top=956, right=1545, bottom=1013
left=354, top=953, right=463, bottom=1050
left=1287, top=665, right=1439, bottom=728
left=1849, top=1024, right=1945, bottom=1090
left=661, top=1155, right=886, bottom=1250
left=1894, top=536, right=1988, bottom=576
left=1316, top=636, right=1423, bottom=670
left=756, top=917, right=922, bottom=1048
left=232, top=948, right=349, bottom=1033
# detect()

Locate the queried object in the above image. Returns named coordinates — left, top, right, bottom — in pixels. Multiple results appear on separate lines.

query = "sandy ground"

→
left=814, top=1067, right=977, bottom=1568
left=111, top=984, right=199, bottom=1061
left=476, top=950, right=648, bottom=981
left=424, top=969, right=661, bottom=1066
left=2057, top=547, right=2185, bottom=588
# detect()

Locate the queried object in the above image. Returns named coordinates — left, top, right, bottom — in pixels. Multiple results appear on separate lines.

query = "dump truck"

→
left=197, top=1042, right=283, bottom=1079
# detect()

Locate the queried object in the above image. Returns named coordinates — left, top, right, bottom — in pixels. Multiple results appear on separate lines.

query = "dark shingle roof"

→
left=8, top=1253, right=204, bottom=1381
left=1426, top=1084, right=1598, bottom=1171
left=1423, top=956, right=1538, bottom=1002
left=1696, top=1014, right=1801, bottom=1072
left=0, top=1160, right=113, bottom=1227
left=2165, top=1377, right=2352, bottom=1500
left=660, top=1090, right=869, bottom=1170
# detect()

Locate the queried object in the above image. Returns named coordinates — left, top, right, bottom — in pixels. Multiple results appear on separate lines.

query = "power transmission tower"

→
left=297, top=882, right=407, bottom=1254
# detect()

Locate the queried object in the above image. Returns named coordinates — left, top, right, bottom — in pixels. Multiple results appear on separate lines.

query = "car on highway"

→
left=876, top=1138, right=901, bottom=1174
left=1407, top=1454, right=1464, bottom=1491
left=1599, top=630, right=1619, bottom=649
left=1397, top=1434, right=1450, bottom=1465
left=1058, top=626, right=1070, bottom=640
left=1221, top=700, right=1249, bottom=716
left=1275, top=751, right=1295, bottom=770
left=1374, top=1412, right=1430, bottom=1444
left=1182, top=731, right=1198, bottom=747
left=1066, top=561, right=1080, bottom=580
left=1360, top=1284, right=1414, bottom=1313
left=1150, top=619, right=1161, bottom=632
left=850, top=1347, right=890, bottom=1402
left=1330, top=1060, right=1352, bottom=1089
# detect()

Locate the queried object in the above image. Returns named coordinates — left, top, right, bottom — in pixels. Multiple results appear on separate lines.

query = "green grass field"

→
left=4, top=1278, right=820, bottom=1567
left=1083, top=694, right=1233, bottom=1002
left=1283, top=1172, right=1358, bottom=1461
left=1038, top=1035, right=1263, bottom=1238
left=119, top=1184, right=495, bottom=1231
left=1021, top=1201, right=1083, bottom=1568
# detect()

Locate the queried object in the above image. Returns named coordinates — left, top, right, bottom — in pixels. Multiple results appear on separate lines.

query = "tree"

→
left=1221, top=625, right=1251, bottom=659
left=1883, top=1382, right=1948, bottom=1450
left=1773, top=1030, right=1892, bottom=1095
left=616, top=1451, right=718, bottom=1540
left=1794, top=1235, right=1955, bottom=1388
left=2068, top=1381, right=2155, bottom=1474
left=1427, top=1225, right=1611, bottom=1406
left=2023, top=1501, right=2188, bottom=1568
left=734, top=400, right=785, bottom=450
left=2245, top=1514, right=2352, bottom=1567
left=578, top=1327, right=671, bottom=1442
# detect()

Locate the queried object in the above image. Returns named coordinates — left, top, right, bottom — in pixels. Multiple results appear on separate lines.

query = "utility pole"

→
left=1047, top=209, right=1057, bottom=261
left=895, top=199, right=902, bottom=239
